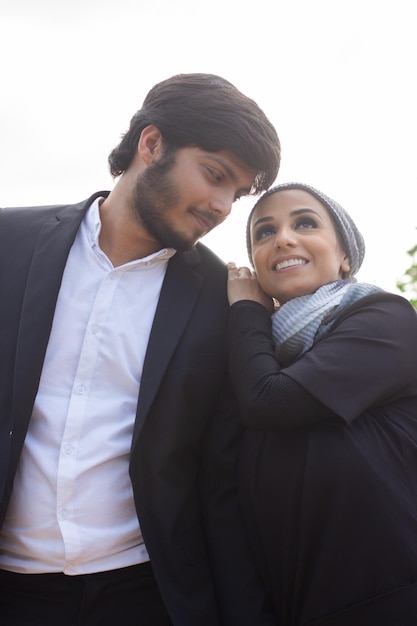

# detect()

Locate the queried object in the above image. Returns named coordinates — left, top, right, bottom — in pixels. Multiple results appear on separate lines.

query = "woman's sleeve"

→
left=228, top=300, right=335, bottom=429
left=228, top=294, right=417, bottom=429
left=283, top=293, right=417, bottom=422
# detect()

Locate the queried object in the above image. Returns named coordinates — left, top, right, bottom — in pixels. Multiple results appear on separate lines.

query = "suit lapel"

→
left=12, top=202, right=89, bottom=422
left=131, top=248, right=203, bottom=448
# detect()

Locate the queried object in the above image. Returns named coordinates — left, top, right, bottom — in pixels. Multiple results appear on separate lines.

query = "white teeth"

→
left=274, top=258, right=306, bottom=271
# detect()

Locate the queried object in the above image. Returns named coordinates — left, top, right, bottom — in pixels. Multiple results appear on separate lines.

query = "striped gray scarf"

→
left=271, top=279, right=382, bottom=366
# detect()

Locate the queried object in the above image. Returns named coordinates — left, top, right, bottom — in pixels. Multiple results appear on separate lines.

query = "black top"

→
left=229, top=292, right=417, bottom=625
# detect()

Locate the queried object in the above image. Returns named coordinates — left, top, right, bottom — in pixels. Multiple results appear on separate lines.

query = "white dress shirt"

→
left=0, top=198, right=175, bottom=574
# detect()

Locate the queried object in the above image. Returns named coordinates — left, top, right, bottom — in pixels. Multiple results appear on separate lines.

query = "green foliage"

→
left=397, top=238, right=417, bottom=308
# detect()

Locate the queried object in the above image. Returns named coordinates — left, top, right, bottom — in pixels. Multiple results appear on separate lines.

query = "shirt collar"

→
left=85, top=197, right=176, bottom=266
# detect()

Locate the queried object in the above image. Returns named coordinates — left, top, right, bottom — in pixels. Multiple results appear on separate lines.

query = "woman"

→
left=227, top=182, right=417, bottom=625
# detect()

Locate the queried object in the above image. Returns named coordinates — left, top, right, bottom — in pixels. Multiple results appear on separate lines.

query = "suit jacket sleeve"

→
left=198, top=376, right=277, bottom=625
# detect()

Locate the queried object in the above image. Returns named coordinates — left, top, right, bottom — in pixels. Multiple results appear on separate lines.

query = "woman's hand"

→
left=227, top=263, right=274, bottom=312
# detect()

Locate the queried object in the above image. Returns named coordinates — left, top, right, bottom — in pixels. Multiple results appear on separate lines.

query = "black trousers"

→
left=0, top=562, right=173, bottom=626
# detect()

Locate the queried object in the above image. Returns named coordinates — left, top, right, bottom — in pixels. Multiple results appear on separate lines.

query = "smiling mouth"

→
left=191, top=209, right=216, bottom=233
left=274, top=258, right=307, bottom=271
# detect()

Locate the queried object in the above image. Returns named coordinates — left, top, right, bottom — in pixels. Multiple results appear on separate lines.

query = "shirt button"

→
left=75, top=384, right=87, bottom=395
left=90, top=324, right=99, bottom=334
left=64, top=443, right=74, bottom=455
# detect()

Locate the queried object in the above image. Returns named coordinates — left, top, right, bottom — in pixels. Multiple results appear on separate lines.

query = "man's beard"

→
left=132, top=151, right=196, bottom=251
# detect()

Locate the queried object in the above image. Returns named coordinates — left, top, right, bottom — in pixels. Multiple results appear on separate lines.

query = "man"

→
left=0, top=73, right=280, bottom=625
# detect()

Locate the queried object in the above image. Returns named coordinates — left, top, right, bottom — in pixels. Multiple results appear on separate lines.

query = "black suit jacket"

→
left=0, top=193, right=275, bottom=625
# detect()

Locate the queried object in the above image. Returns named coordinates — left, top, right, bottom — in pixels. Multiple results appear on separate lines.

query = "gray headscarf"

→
left=246, top=182, right=365, bottom=277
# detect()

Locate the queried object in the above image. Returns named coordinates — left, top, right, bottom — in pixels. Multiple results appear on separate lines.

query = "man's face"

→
left=132, top=146, right=256, bottom=250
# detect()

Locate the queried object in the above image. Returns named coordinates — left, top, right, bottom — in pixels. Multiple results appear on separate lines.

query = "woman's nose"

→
left=274, top=226, right=297, bottom=248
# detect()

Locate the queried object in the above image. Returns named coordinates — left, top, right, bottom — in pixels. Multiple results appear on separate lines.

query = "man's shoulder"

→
left=173, top=242, right=227, bottom=293
left=0, top=191, right=108, bottom=221
left=0, top=202, right=70, bottom=226
left=194, top=241, right=226, bottom=271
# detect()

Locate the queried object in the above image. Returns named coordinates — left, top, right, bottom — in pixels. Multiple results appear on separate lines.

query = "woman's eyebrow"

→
left=290, top=208, right=321, bottom=218
left=252, top=207, right=322, bottom=229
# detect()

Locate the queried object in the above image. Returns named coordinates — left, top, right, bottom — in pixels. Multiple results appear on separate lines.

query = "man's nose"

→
left=208, top=192, right=234, bottom=220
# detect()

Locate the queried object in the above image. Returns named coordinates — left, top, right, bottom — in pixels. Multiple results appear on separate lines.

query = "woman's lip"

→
left=273, top=258, right=308, bottom=271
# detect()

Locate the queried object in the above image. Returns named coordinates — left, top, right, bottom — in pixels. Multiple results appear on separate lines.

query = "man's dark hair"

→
left=108, top=73, right=281, bottom=194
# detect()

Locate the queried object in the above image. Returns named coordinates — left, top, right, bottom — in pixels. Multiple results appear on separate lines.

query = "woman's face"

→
left=249, top=189, right=351, bottom=304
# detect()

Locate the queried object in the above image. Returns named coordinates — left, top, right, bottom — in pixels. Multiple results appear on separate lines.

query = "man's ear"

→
left=137, top=125, right=164, bottom=165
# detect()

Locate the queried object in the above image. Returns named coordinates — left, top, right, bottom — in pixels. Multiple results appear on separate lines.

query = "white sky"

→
left=1, top=0, right=416, bottom=293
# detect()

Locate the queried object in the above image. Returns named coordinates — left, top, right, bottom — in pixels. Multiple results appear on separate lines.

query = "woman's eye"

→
left=295, top=216, right=317, bottom=229
left=254, top=225, right=275, bottom=241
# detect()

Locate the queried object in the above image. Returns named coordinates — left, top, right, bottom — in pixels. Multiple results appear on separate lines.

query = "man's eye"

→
left=207, top=167, right=223, bottom=182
